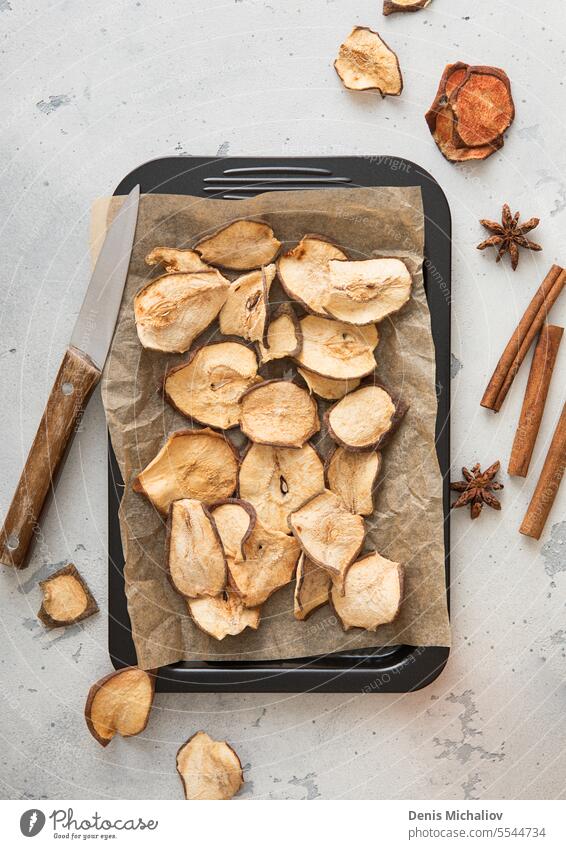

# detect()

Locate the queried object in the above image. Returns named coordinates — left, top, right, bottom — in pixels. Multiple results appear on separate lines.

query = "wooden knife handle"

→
left=0, top=346, right=101, bottom=569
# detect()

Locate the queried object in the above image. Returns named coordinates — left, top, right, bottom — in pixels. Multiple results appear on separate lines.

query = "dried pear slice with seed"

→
left=187, top=588, right=261, bottom=641
left=145, top=247, right=210, bottom=273
left=383, top=0, right=431, bottom=15
left=323, top=258, right=412, bottom=325
left=334, top=27, right=403, bottom=97
left=331, top=551, right=404, bottom=631
left=450, top=66, right=514, bottom=149
left=166, top=499, right=227, bottom=599
left=134, top=270, right=229, bottom=353
left=176, top=731, right=244, bottom=800
left=209, top=498, right=256, bottom=561
left=239, top=379, right=320, bottom=448
left=219, top=265, right=276, bottom=343
left=325, top=446, right=382, bottom=516
left=288, top=489, right=365, bottom=593
left=298, top=368, right=360, bottom=401
left=294, top=553, right=332, bottom=621
left=326, top=384, right=407, bottom=451
left=294, top=315, right=378, bottom=380
left=277, top=235, right=348, bottom=315
left=38, top=563, right=98, bottom=629
left=194, top=219, right=281, bottom=271
left=258, top=304, right=302, bottom=364
left=164, top=342, right=262, bottom=430
left=229, top=520, right=301, bottom=607
left=85, top=667, right=155, bottom=747
left=133, top=428, right=239, bottom=515
left=238, top=443, right=325, bottom=535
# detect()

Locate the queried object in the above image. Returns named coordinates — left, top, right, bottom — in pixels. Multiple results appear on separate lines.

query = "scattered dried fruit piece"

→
left=278, top=235, right=348, bottom=315
left=326, top=383, right=407, bottom=450
left=194, top=220, right=281, bottom=271
left=298, top=368, right=360, bottom=401
left=163, top=342, right=262, bottom=430
left=133, top=429, right=239, bottom=515
left=331, top=551, right=404, bottom=631
left=166, top=499, right=227, bottom=599
left=477, top=204, right=542, bottom=271
left=209, top=498, right=256, bottom=562
left=451, top=66, right=514, bottom=148
left=450, top=461, right=504, bottom=520
left=230, top=519, right=301, bottom=607
left=325, top=447, right=382, bottom=516
left=239, top=380, right=320, bottom=448
left=295, top=315, right=378, bottom=380
left=38, top=563, right=98, bottom=628
left=334, top=27, right=403, bottom=97
left=323, top=258, right=412, bottom=325
left=383, top=0, right=431, bottom=14
left=238, top=443, right=325, bottom=534
left=258, top=304, right=302, bottom=364
left=177, top=731, right=244, bottom=800
left=85, top=667, right=155, bottom=747
left=134, top=270, right=229, bottom=353
left=288, top=489, right=365, bottom=592
left=294, top=553, right=332, bottom=620
left=187, top=588, right=261, bottom=640
left=219, top=265, right=276, bottom=343
left=145, top=247, right=210, bottom=273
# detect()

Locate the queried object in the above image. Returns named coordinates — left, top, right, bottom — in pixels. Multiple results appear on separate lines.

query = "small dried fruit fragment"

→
left=383, top=0, right=431, bottom=15
left=451, top=66, right=514, bottom=148
left=209, top=498, right=256, bottom=561
left=38, top=563, right=98, bottom=628
left=194, top=219, right=281, bottom=271
left=219, top=265, right=276, bottom=343
left=298, top=368, right=360, bottom=401
left=326, top=384, right=407, bottom=450
left=166, top=499, right=227, bottom=599
left=295, top=315, right=378, bottom=380
left=164, top=342, right=262, bottom=430
left=239, top=443, right=325, bottom=534
left=230, top=520, right=300, bottom=607
left=187, top=589, right=261, bottom=640
left=325, top=447, right=382, bottom=516
left=278, top=235, right=348, bottom=315
left=323, top=258, right=412, bottom=325
left=334, top=27, right=403, bottom=97
left=85, top=667, right=155, bottom=747
left=145, top=247, right=210, bottom=273
left=177, top=731, right=244, bottom=800
left=294, top=553, right=332, bottom=621
left=133, top=429, right=238, bottom=515
left=239, top=380, right=320, bottom=448
left=134, top=270, right=229, bottom=353
left=331, top=552, right=404, bottom=631
left=258, top=304, right=302, bottom=364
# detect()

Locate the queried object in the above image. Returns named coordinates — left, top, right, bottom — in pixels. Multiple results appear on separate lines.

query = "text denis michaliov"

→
left=409, top=810, right=503, bottom=821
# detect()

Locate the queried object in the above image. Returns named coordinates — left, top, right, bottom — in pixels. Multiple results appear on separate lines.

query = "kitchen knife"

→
left=0, top=185, right=140, bottom=569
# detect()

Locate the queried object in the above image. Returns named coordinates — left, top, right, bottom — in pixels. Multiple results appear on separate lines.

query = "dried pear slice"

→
left=294, top=553, right=332, bottom=621
left=326, top=384, right=407, bottom=451
left=323, top=258, right=412, bottom=325
left=166, top=499, right=227, bottom=599
left=219, top=265, right=276, bottom=343
left=384, top=0, right=431, bottom=15
left=177, top=731, right=244, bottom=800
left=38, top=563, right=98, bottom=628
left=298, top=368, right=360, bottom=401
left=331, top=551, right=404, bottom=631
left=277, top=235, right=348, bottom=315
left=187, top=589, right=261, bottom=640
left=85, top=667, right=155, bottom=747
left=145, top=247, right=210, bottom=273
left=230, top=520, right=301, bottom=607
left=334, top=27, right=403, bottom=97
left=258, top=304, right=302, bottom=364
left=238, top=443, right=325, bottom=535
left=133, top=428, right=238, bottom=515
left=325, top=447, right=382, bottom=516
left=209, top=498, right=256, bottom=561
left=194, top=219, right=281, bottom=271
left=134, top=270, right=229, bottom=353
left=288, top=489, right=365, bottom=592
left=450, top=66, right=514, bottom=149
left=239, top=379, right=320, bottom=448
left=295, top=315, right=378, bottom=380
left=164, top=342, right=262, bottom=430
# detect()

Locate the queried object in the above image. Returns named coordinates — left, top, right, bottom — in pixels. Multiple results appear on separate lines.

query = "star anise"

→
left=450, top=461, right=504, bottom=520
left=477, top=203, right=541, bottom=270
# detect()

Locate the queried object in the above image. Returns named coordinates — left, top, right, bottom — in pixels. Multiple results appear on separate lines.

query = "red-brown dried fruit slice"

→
left=219, top=265, right=276, bottom=343
left=194, top=219, right=281, bottom=271
left=326, top=384, right=407, bottom=451
left=176, top=731, right=244, bottom=800
left=145, top=247, right=210, bottom=273
left=451, top=66, right=514, bottom=148
left=294, top=553, right=332, bottom=621
left=239, top=380, right=320, bottom=448
left=334, top=27, right=403, bottom=97
left=229, top=520, right=301, bottom=607
left=84, top=667, right=155, bottom=747
left=38, top=563, right=98, bottom=628
left=166, top=499, right=227, bottom=599
left=331, top=551, right=404, bottom=631
left=325, top=446, right=382, bottom=516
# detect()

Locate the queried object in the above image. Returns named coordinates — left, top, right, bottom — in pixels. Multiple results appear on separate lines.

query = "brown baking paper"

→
left=93, top=187, right=450, bottom=669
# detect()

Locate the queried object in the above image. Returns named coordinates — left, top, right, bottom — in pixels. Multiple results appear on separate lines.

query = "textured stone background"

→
left=0, top=0, right=564, bottom=800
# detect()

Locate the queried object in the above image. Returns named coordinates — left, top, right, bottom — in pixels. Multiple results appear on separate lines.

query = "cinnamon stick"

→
left=508, top=324, right=563, bottom=477
left=519, top=402, right=566, bottom=540
left=481, top=265, right=566, bottom=412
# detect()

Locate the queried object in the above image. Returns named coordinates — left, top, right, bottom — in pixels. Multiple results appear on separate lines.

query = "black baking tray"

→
left=108, top=156, right=451, bottom=693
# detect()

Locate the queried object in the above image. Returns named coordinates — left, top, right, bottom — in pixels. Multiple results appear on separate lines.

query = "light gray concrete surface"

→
left=1, top=0, right=565, bottom=800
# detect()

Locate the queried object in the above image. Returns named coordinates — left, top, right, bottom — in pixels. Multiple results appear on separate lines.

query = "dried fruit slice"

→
left=450, top=66, right=514, bottom=149
left=325, top=446, right=382, bottom=516
left=288, top=490, right=365, bottom=592
left=383, top=0, right=431, bottom=14
left=230, top=520, right=301, bottom=607
left=258, top=304, right=302, bottom=364
left=294, top=553, right=332, bottom=621
left=331, top=551, right=404, bottom=631
left=176, top=731, right=244, bottom=800
left=194, top=219, right=281, bottom=271
left=295, top=315, right=378, bottom=380
left=323, top=258, right=412, bottom=325
left=38, top=563, right=98, bottom=628
left=163, top=342, right=261, bottom=430
left=278, top=235, right=348, bottom=315
left=85, top=667, right=155, bottom=747
left=326, top=384, right=407, bottom=450
left=209, top=498, right=256, bottom=561
left=134, top=270, right=229, bottom=353
left=219, top=265, right=276, bottom=343
left=239, top=380, right=320, bottom=448
left=133, top=429, right=238, bottom=515
left=238, top=443, right=325, bottom=534
left=166, top=499, right=227, bottom=599
left=145, top=247, right=210, bottom=273
left=334, top=27, right=403, bottom=97
left=298, top=368, right=360, bottom=401
left=187, top=589, right=261, bottom=640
